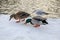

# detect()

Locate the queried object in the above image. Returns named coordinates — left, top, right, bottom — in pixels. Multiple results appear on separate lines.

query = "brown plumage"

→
left=9, top=11, right=30, bottom=23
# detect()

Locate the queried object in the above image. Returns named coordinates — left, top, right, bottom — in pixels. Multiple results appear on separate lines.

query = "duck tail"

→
left=9, top=14, right=15, bottom=21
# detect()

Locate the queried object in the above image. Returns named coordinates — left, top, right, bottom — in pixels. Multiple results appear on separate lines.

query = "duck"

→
left=33, top=9, right=48, bottom=15
left=9, top=11, right=30, bottom=23
left=24, top=16, right=48, bottom=27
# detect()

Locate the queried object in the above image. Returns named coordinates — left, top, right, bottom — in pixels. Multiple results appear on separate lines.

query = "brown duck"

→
left=9, top=11, right=30, bottom=23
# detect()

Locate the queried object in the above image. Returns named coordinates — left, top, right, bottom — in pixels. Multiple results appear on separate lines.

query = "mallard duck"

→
left=9, top=11, right=30, bottom=23
left=24, top=16, right=48, bottom=27
left=33, top=9, right=48, bottom=15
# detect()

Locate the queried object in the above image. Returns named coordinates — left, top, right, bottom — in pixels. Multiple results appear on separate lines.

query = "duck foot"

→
left=15, top=19, right=20, bottom=23
left=34, top=24, right=40, bottom=28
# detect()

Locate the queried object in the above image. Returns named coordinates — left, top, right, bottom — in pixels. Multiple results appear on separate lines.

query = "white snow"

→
left=0, top=15, right=60, bottom=40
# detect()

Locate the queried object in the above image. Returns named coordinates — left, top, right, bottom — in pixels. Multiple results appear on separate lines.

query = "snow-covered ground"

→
left=0, top=15, right=60, bottom=40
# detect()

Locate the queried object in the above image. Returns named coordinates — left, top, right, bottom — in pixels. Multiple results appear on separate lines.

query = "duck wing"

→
left=16, top=11, right=30, bottom=19
left=33, top=16, right=47, bottom=21
left=33, top=9, right=48, bottom=15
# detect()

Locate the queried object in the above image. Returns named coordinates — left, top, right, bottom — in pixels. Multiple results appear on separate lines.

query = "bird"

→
left=9, top=11, right=30, bottom=23
left=33, top=9, right=48, bottom=15
left=24, top=16, right=48, bottom=27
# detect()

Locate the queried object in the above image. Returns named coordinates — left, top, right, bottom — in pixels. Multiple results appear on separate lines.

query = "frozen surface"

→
left=0, top=15, right=60, bottom=40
